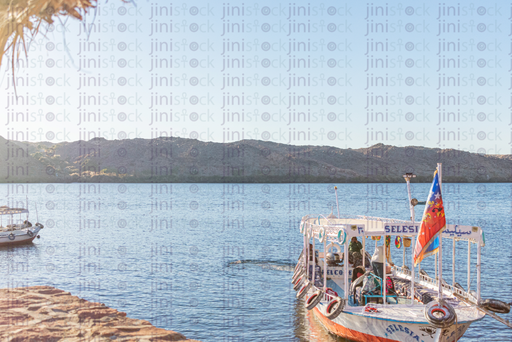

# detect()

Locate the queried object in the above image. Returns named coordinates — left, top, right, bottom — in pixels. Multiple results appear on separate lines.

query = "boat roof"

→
left=0, top=206, right=29, bottom=215
left=302, top=215, right=485, bottom=246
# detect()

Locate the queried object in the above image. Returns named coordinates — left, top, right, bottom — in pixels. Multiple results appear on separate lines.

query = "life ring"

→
left=424, top=300, right=456, bottom=328
left=27, top=230, right=34, bottom=237
left=318, top=227, right=326, bottom=243
left=296, top=281, right=312, bottom=299
left=325, top=297, right=345, bottom=320
left=481, top=299, right=511, bottom=314
left=35, top=223, right=44, bottom=229
left=8, top=233, right=15, bottom=241
left=305, top=289, right=324, bottom=310
left=326, top=242, right=343, bottom=255
left=293, top=276, right=305, bottom=291
left=337, top=229, right=346, bottom=245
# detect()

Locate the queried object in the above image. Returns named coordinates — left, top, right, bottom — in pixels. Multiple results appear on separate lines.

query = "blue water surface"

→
left=1, top=183, right=510, bottom=341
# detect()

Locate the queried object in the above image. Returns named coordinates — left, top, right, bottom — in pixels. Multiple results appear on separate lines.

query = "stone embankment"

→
left=0, top=286, right=199, bottom=342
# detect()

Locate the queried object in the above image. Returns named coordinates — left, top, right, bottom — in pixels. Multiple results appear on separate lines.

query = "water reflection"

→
left=294, top=297, right=349, bottom=342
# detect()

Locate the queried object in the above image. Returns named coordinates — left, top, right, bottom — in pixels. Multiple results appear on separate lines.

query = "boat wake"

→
left=227, top=259, right=295, bottom=272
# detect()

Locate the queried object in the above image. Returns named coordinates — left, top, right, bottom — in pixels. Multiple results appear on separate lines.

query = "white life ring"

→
left=302, top=223, right=310, bottom=237
left=337, top=229, right=346, bottom=245
left=318, top=227, right=326, bottom=243
left=326, top=242, right=343, bottom=254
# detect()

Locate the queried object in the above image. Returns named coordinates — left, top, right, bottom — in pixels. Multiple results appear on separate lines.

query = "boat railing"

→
left=393, top=266, right=478, bottom=304
left=308, top=283, right=338, bottom=303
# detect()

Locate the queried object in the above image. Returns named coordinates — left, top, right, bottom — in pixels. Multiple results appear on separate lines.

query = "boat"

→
left=292, top=164, right=511, bottom=342
left=0, top=206, right=44, bottom=246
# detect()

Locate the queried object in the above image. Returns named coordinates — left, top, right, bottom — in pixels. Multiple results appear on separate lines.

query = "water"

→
left=1, top=183, right=511, bottom=341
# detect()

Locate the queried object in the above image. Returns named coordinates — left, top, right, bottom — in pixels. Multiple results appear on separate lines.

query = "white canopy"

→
left=0, top=206, right=29, bottom=215
left=302, top=215, right=485, bottom=246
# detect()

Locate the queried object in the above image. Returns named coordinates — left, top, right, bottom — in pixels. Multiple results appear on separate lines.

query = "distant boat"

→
left=0, top=206, right=43, bottom=246
left=292, top=165, right=511, bottom=341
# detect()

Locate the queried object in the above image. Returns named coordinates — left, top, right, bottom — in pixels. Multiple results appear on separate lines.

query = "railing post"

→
left=323, top=234, right=327, bottom=294
left=344, top=234, right=349, bottom=302
left=383, top=241, right=387, bottom=306
left=411, top=236, right=415, bottom=305
left=477, top=239, right=481, bottom=303
left=452, top=238, right=455, bottom=286
left=467, top=241, right=471, bottom=293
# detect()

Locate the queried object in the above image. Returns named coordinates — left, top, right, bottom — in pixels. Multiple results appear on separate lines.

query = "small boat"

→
left=292, top=164, right=511, bottom=341
left=0, top=206, right=44, bottom=246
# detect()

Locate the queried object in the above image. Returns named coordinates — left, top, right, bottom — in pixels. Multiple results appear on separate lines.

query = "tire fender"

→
left=305, top=289, right=324, bottom=310
left=325, top=297, right=345, bottom=320
left=424, top=300, right=456, bottom=329
left=296, top=281, right=312, bottom=299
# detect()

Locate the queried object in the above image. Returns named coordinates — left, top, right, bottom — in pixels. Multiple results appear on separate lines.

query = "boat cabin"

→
left=298, top=215, right=485, bottom=308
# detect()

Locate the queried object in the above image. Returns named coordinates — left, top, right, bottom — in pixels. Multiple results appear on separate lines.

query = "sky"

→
left=0, top=0, right=510, bottom=154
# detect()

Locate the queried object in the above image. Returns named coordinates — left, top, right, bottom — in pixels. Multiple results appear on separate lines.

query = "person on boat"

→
left=349, top=237, right=362, bottom=255
left=371, top=245, right=393, bottom=279
left=348, top=237, right=363, bottom=265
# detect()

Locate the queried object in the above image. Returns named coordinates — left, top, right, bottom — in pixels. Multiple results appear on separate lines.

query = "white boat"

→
left=292, top=164, right=511, bottom=342
left=0, top=206, right=43, bottom=247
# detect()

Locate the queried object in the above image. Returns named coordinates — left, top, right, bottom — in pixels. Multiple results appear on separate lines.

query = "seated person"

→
left=349, top=237, right=363, bottom=256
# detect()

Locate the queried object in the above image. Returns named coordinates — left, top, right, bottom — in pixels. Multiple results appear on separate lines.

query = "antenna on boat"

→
left=35, top=202, right=39, bottom=223
left=402, top=173, right=416, bottom=222
left=334, top=186, right=340, bottom=218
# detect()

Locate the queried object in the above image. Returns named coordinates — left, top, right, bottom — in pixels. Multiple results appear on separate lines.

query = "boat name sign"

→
left=384, top=225, right=420, bottom=234
left=326, top=267, right=352, bottom=277
left=385, top=324, right=426, bottom=342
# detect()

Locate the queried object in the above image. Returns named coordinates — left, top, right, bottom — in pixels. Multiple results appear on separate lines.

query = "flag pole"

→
left=437, top=163, right=443, bottom=300
left=403, top=173, right=416, bottom=306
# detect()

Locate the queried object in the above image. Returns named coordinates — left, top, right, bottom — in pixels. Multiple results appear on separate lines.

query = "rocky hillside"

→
left=0, top=136, right=510, bottom=182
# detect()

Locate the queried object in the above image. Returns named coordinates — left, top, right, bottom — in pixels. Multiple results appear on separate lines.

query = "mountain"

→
left=0, top=137, right=510, bottom=183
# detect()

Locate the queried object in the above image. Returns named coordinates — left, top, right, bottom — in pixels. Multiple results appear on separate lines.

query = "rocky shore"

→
left=0, top=286, right=199, bottom=342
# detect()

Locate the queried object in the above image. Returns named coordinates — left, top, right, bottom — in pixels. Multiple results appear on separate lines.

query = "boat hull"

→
left=0, top=226, right=42, bottom=247
left=0, top=234, right=37, bottom=246
left=313, top=305, right=471, bottom=342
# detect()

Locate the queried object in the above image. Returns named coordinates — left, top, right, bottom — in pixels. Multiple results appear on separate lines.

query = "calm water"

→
left=1, top=183, right=510, bottom=341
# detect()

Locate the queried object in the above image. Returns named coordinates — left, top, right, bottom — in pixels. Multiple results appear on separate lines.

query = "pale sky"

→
left=0, top=0, right=509, bottom=155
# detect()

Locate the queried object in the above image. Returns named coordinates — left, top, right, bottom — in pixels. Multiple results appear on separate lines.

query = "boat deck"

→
left=324, top=273, right=485, bottom=324
left=338, top=301, right=484, bottom=324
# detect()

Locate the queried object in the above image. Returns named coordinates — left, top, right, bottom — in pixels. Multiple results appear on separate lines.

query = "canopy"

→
left=0, top=206, right=29, bottom=215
